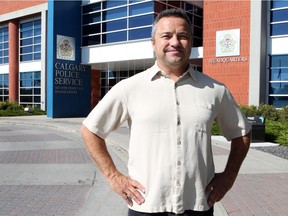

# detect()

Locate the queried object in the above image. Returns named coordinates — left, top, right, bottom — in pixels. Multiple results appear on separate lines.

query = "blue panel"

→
left=129, top=1, right=154, bottom=16
left=272, top=0, right=288, bottom=9
left=103, top=7, right=127, bottom=20
left=271, top=23, right=288, bottom=36
left=270, top=55, right=288, bottom=67
left=129, top=14, right=153, bottom=28
left=103, top=31, right=127, bottom=43
left=129, top=27, right=151, bottom=40
left=104, top=0, right=126, bottom=9
left=270, top=69, right=288, bottom=81
left=271, top=9, right=288, bottom=22
left=103, top=19, right=127, bottom=32
left=47, top=0, right=91, bottom=118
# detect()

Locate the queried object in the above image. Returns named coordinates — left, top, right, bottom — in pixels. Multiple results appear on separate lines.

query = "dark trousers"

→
left=128, top=207, right=213, bottom=216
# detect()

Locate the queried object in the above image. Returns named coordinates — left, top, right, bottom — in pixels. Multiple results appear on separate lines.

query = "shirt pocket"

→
left=192, top=102, right=215, bottom=133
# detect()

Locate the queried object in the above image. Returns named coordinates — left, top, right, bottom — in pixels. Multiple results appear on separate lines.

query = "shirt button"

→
left=177, top=119, right=181, bottom=126
left=177, top=181, right=181, bottom=187
left=177, top=161, right=182, bottom=166
left=176, top=101, right=180, bottom=105
left=177, top=140, right=181, bottom=145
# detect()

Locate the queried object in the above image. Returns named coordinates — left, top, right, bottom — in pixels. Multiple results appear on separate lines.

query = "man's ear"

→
left=151, top=39, right=155, bottom=50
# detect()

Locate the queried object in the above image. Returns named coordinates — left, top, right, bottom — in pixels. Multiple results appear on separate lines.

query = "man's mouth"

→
left=165, top=48, right=183, bottom=54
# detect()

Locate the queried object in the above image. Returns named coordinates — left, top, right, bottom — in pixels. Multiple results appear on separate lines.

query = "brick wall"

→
left=0, top=0, right=46, bottom=15
left=203, top=1, right=251, bottom=105
left=90, top=70, right=100, bottom=109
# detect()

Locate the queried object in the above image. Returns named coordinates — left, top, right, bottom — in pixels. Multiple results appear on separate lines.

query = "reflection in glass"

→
left=103, top=7, right=127, bottom=20
left=270, top=69, right=288, bottom=81
left=129, top=14, right=153, bottom=28
left=270, top=82, right=288, bottom=94
left=103, top=19, right=127, bottom=32
left=129, top=1, right=153, bottom=16
left=102, top=31, right=127, bottom=43
left=269, top=96, right=288, bottom=108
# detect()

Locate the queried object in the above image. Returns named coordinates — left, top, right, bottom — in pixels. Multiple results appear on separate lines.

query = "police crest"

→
left=57, top=35, right=75, bottom=61
left=216, top=29, right=240, bottom=57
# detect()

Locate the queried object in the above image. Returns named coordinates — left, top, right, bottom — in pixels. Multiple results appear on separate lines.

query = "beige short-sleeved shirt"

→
left=83, top=63, right=251, bottom=214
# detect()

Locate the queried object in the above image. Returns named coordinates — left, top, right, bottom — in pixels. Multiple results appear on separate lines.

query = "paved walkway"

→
left=0, top=116, right=287, bottom=216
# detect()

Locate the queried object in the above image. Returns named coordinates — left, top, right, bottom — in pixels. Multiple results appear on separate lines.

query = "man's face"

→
left=151, top=17, right=192, bottom=70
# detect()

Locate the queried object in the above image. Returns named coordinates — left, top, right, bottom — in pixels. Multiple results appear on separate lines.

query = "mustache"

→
left=164, top=47, right=184, bottom=53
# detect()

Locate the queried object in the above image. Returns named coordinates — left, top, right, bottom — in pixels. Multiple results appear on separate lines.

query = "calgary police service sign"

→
left=47, top=1, right=91, bottom=118
left=54, top=35, right=84, bottom=95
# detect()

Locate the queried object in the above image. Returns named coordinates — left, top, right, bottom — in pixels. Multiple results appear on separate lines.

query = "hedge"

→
left=212, top=104, right=288, bottom=146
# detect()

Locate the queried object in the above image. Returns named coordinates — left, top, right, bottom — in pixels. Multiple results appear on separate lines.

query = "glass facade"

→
left=0, top=26, right=9, bottom=64
left=19, top=19, right=41, bottom=62
left=19, top=71, right=41, bottom=109
left=83, top=0, right=203, bottom=97
left=269, top=55, right=288, bottom=107
left=0, top=73, right=9, bottom=102
left=82, top=0, right=203, bottom=47
left=100, top=60, right=153, bottom=97
left=270, top=0, right=288, bottom=36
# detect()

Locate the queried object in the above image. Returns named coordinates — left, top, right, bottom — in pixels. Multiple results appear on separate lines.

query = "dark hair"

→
left=151, top=8, right=192, bottom=39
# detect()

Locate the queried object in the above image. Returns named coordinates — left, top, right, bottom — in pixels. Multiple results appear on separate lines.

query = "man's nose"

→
left=170, top=35, right=180, bottom=46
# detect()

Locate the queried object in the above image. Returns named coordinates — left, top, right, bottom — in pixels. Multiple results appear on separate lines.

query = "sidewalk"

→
left=0, top=116, right=288, bottom=216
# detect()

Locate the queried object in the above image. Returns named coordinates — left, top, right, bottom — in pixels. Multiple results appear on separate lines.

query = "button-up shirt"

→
left=83, top=63, right=251, bottom=214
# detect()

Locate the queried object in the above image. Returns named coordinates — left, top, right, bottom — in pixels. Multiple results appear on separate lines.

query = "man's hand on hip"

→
left=108, top=172, right=146, bottom=206
left=205, top=172, right=234, bottom=207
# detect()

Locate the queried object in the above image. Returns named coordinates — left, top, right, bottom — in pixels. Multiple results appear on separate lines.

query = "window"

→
left=0, top=26, right=9, bottom=64
left=99, top=60, right=152, bottom=98
left=82, top=0, right=203, bottom=47
left=129, top=1, right=154, bottom=15
left=102, top=19, right=127, bottom=32
left=271, top=22, right=288, bottom=36
left=272, top=0, right=288, bottom=9
left=19, top=71, right=41, bottom=109
left=82, top=0, right=155, bottom=46
left=102, top=31, right=127, bottom=43
left=0, top=73, right=9, bottom=102
left=270, top=1, right=288, bottom=36
left=269, top=55, right=288, bottom=108
left=129, top=27, right=151, bottom=40
left=19, top=19, right=41, bottom=62
left=129, top=14, right=154, bottom=28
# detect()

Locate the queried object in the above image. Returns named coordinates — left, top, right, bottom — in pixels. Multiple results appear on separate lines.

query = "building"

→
left=0, top=0, right=287, bottom=118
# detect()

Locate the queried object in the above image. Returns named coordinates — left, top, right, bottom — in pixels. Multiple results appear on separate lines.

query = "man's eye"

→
left=162, top=35, right=171, bottom=39
left=179, top=35, right=189, bottom=39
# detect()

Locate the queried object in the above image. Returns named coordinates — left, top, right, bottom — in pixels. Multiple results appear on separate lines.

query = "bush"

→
left=0, top=101, right=23, bottom=111
left=0, top=101, right=46, bottom=116
left=212, top=104, right=288, bottom=146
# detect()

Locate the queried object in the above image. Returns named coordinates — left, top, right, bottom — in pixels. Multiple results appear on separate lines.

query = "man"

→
left=81, top=8, right=251, bottom=216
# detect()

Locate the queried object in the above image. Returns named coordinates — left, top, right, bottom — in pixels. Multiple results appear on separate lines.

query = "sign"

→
left=216, top=29, right=240, bottom=57
left=54, top=62, right=85, bottom=94
left=57, top=35, right=75, bottom=61
left=47, top=1, right=91, bottom=118
left=209, top=56, right=248, bottom=64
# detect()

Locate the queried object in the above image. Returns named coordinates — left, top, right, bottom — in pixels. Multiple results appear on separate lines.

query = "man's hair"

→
left=151, top=8, right=192, bottom=39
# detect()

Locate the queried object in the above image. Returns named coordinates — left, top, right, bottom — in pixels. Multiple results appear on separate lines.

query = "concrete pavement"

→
left=0, top=116, right=288, bottom=216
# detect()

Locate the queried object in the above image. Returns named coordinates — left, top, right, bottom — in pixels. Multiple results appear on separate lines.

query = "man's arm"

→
left=80, top=125, right=145, bottom=206
left=206, top=132, right=251, bottom=207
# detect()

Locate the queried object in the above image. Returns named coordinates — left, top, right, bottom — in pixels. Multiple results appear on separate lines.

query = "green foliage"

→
left=239, top=104, right=288, bottom=123
left=0, top=101, right=46, bottom=116
left=212, top=104, right=288, bottom=146
left=212, top=122, right=221, bottom=135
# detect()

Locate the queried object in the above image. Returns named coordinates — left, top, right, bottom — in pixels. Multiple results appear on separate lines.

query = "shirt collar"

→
left=148, top=61, right=198, bottom=81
